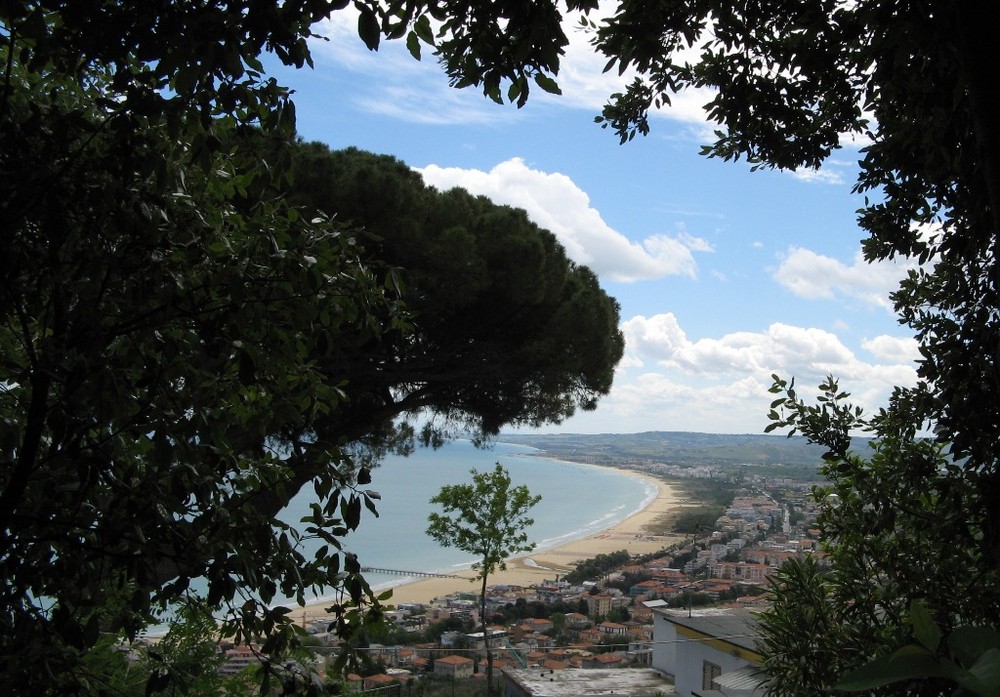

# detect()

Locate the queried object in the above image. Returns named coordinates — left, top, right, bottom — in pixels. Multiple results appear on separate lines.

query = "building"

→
left=502, top=668, right=674, bottom=697
left=651, top=608, right=764, bottom=697
left=581, top=652, right=624, bottom=669
left=598, top=621, right=628, bottom=636
left=587, top=593, right=614, bottom=619
left=434, top=654, right=475, bottom=679
left=217, top=644, right=259, bottom=677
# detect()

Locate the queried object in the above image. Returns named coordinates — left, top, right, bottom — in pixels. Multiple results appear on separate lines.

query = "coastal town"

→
left=211, top=458, right=826, bottom=696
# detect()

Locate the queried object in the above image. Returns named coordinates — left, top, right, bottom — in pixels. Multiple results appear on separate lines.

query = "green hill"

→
left=500, top=430, right=868, bottom=469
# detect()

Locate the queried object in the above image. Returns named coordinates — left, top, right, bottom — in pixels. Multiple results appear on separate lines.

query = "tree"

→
left=1, top=5, right=625, bottom=691
left=758, top=376, right=1000, bottom=696
left=1, top=52, right=393, bottom=692
left=426, top=463, right=540, bottom=695
left=278, top=143, right=625, bottom=449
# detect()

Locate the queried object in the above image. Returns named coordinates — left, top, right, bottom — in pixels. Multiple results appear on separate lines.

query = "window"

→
left=702, top=660, right=722, bottom=691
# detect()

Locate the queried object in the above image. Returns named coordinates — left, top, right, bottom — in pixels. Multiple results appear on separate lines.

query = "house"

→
left=651, top=608, right=764, bottom=697
left=582, top=652, right=624, bottom=669
left=363, top=673, right=402, bottom=691
left=345, top=673, right=364, bottom=691
left=502, top=668, right=674, bottom=697
left=598, top=621, right=628, bottom=635
left=540, top=659, right=569, bottom=671
left=434, top=654, right=475, bottom=679
left=395, top=648, right=416, bottom=666
left=576, top=627, right=603, bottom=646
left=523, top=617, right=554, bottom=633
left=526, top=651, right=547, bottom=666
left=630, top=579, right=664, bottom=597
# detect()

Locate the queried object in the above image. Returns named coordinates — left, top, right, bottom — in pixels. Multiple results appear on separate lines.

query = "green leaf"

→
left=534, top=73, right=562, bottom=95
left=406, top=31, right=421, bottom=60
left=950, top=626, right=1000, bottom=668
left=508, top=78, right=523, bottom=103
left=413, top=14, right=435, bottom=45
left=964, top=648, right=1000, bottom=697
left=910, top=600, right=941, bottom=652
left=835, top=646, right=945, bottom=691
left=357, top=7, right=380, bottom=51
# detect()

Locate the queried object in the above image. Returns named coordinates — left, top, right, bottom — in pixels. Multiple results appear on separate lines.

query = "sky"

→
left=264, top=9, right=922, bottom=436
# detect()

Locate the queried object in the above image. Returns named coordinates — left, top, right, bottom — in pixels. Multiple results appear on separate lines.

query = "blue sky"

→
left=266, top=10, right=921, bottom=435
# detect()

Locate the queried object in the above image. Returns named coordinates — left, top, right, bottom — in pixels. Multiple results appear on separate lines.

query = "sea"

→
left=280, top=439, right=657, bottom=603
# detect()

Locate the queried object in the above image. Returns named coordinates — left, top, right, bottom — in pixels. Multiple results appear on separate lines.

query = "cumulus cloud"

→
left=622, top=313, right=917, bottom=388
left=774, top=247, right=912, bottom=311
left=416, top=158, right=712, bottom=282
left=862, top=335, right=920, bottom=364
left=546, top=313, right=922, bottom=434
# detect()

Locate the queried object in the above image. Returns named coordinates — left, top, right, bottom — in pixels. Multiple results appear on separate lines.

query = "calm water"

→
left=281, top=440, right=656, bottom=602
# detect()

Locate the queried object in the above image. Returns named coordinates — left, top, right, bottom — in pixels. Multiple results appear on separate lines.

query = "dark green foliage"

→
left=1, top=45, right=390, bottom=692
left=757, top=556, right=854, bottom=697
left=563, top=550, right=632, bottom=585
left=665, top=593, right=711, bottom=610
left=759, top=378, right=1000, bottom=696
left=836, top=602, right=1000, bottom=697
left=0, top=5, right=625, bottom=692
left=490, top=597, right=581, bottom=625
left=282, top=144, right=625, bottom=442
left=424, top=616, right=476, bottom=643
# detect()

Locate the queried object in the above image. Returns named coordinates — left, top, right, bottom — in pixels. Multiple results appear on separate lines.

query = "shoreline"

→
left=299, top=467, right=690, bottom=620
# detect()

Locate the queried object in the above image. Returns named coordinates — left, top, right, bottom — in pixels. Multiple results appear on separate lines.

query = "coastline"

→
left=299, top=467, right=689, bottom=620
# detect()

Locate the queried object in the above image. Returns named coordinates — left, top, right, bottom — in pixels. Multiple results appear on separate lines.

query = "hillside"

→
left=500, top=430, right=867, bottom=469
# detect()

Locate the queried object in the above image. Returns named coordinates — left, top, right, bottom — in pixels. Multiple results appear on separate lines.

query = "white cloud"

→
left=308, top=10, right=514, bottom=126
left=416, top=158, right=712, bottom=282
left=774, top=246, right=912, bottom=311
left=790, top=168, right=845, bottom=185
left=546, top=314, right=921, bottom=434
left=306, top=4, right=717, bottom=130
left=623, top=313, right=915, bottom=395
left=862, top=335, right=920, bottom=364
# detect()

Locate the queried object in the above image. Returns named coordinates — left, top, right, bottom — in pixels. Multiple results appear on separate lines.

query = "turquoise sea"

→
left=281, top=439, right=656, bottom=603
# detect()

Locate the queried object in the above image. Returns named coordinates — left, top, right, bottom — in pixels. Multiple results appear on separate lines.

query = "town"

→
left=216, top=459, right=827, bottom=697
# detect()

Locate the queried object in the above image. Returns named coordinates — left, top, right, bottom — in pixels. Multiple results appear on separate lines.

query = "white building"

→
left=651, top=609, right=764, bottom=697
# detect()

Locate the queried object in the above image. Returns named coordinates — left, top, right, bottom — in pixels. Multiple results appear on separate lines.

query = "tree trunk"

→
left=480, top=572, right=493, bottom=696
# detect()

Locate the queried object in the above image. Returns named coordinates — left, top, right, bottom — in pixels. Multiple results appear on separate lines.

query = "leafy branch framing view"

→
left=3, top=0, right=1000, bottom=694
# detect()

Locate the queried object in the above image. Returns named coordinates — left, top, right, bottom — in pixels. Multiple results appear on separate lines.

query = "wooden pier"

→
left=361, top=567, right=462, bottom=579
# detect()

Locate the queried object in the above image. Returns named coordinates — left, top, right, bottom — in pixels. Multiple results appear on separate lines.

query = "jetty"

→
left=361, top=567, right=462, bottom=579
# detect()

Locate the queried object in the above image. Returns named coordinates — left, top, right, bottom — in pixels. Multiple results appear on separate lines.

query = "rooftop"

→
left=654, top=608, right=760, bottom=655
left=503, top=668, right=674, bottom=697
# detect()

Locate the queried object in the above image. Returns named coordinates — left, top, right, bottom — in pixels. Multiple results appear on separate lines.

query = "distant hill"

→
left=500, top=431, right=869, bottom=468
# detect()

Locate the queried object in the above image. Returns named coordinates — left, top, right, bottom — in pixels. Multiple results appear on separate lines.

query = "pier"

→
left=361, top=567, right=462, bottom=579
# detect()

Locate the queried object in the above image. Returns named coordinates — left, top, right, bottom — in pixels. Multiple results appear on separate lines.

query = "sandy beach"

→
left=300, top=469, right=690, bottom=621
